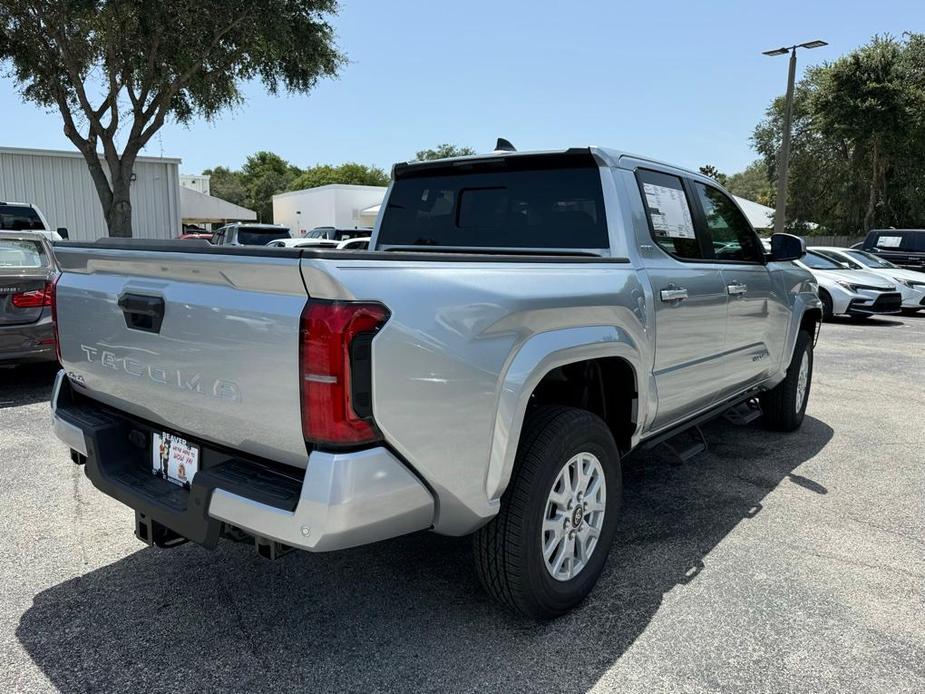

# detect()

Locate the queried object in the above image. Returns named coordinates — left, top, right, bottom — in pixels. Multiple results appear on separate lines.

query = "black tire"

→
left=819, top=290, right=834, bottom=321
left=901, top=308, right=921, bottom=316
left=761, top=329, right=813, bottom=432
left=473, top=405, right=622, bottom=619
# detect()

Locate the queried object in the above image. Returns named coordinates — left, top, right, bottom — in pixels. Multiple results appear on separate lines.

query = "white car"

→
left=265, top=237, right=370, bottom=250
left=796, top=250, right=902, bottom=320
left=810, top=246, right=925, bottom=314
left=264, top=237, right=336, bottom=248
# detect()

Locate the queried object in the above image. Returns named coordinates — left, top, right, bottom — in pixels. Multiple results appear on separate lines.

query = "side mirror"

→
left=770, top=233, right=805, bottom=261
left=56, top=227, right=69, bottom=240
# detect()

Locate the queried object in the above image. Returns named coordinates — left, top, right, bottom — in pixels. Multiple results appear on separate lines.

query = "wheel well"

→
left=800, top=307, right=822, bottom=337
left=529, top=358, right=637, bottom=454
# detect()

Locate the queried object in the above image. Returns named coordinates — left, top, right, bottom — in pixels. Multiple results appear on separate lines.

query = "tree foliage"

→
left=203, top=154, right=390, bottom=223
left=752, top=33, right=925, bottom=233
left=698, top=165, right=727, bottom=186
left=0, top=1, right=343, bottom=236
left=290, top=162, right=389, bottom=190
left=725, top=161, right=774, bottom=207
left=414, top=144, right=476, bottom=161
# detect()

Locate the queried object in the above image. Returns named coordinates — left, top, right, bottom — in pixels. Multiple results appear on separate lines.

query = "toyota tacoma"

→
left=50, top=146, right=821, bottom=618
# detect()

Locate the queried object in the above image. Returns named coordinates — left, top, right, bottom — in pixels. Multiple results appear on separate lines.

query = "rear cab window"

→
left=0, top=205, right=45, bottom=232
left=378, top=153, right=609, bottom=251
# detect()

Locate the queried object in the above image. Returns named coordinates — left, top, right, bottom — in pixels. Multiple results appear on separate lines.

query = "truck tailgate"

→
left=54, top=246, right=309, bottom=467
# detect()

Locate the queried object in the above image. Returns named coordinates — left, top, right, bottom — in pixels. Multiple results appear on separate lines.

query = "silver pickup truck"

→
left=51, top=147, right=821, bottom=618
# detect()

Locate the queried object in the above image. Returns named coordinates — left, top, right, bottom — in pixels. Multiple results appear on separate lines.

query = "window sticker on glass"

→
left=643, top=183, right=695, bottom=239
left=876, top=235, right=902, bottom=248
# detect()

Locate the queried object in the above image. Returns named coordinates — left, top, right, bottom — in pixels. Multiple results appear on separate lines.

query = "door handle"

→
left=727, top=282, right=748, bottom=296
left=659, top=287, right=689, bottom=302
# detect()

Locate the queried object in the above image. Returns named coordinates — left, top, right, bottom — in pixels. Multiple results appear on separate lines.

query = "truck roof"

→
left=392, top=146, right=705, bottom=181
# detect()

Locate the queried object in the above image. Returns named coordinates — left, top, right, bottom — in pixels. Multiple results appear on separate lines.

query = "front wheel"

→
left=473, top=406, right=622, bottom=619
left=761, top=329, right=813, bottom=431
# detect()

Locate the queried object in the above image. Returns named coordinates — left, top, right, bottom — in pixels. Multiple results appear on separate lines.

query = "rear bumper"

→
left=50, top=371, right=434, bottom=552
left=0, top=317, right=56, bottom=364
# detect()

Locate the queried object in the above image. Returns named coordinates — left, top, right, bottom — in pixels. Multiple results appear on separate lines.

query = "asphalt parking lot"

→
left=1, top=315, right=923, bottom=694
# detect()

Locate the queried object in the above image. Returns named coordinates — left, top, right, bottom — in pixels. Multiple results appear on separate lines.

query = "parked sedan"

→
left=810, top=246, right=925, bottom=314
left=0, top=231, right=57, bottom=365
left=796, top=250, right=902, bottom=320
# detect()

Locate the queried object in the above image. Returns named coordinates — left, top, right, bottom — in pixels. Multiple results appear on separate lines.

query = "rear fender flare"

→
left=485, top=325, right=643, bottom=502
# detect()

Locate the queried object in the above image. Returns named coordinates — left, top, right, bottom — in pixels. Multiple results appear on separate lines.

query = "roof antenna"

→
left=494, top=138, right=517, bottom=153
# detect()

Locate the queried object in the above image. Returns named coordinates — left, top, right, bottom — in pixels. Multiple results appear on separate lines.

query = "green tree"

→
left=725, top=161, right=774, bottom=207
left=415, top=144, right=476, bottom=161
left=240, top=151, right=301, bottom=222
left=202, top=166, right=247, bottom=208
left=752, top=33, right=925, bottom=234
left=0, top=1, right=343, bottom=236
left=290, top=162, right=389, bottom=190
left=698, top=165, right=727, bottom=186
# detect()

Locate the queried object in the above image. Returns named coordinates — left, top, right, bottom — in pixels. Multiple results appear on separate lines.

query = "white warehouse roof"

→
left=180, top=186, right=256, bottom=223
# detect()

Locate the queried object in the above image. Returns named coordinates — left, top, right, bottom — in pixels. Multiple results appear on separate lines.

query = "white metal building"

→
left=272, top=184, right=386, bottom=236
left=0, top=146, right=181, bottom=241
left=180, top=174, right=211, bottom=195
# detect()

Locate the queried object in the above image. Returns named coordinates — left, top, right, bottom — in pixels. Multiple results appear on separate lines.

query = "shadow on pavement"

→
left=17, top=416, right=833, bottom=693
left=0, top=362, right=58, bottom=408
left=828, top=316, right=904, bottom=327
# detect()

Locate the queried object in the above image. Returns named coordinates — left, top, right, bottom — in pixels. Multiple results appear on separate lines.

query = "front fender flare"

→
left=485, top=325, right=643, bottom=502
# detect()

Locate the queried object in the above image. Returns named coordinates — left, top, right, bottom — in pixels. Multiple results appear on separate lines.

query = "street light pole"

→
left=763, top=40, right=827, bottom=235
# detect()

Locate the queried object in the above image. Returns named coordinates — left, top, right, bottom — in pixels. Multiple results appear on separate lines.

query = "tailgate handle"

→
left=118, top=293, right=165, bottom=333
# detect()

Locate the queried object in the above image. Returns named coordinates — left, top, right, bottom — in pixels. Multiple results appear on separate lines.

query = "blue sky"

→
left=2, top=0, right=923, bottom=177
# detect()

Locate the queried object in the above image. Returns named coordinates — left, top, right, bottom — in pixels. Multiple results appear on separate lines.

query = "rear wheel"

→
left=473, top=406, right=622, bottom=619
left=761, top=329, right=813, bottom=431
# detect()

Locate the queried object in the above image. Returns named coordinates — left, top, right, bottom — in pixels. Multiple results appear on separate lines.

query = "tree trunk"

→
left=107, top=174, right=133, bottom=238
left=863, top=140, right=880, bottom=232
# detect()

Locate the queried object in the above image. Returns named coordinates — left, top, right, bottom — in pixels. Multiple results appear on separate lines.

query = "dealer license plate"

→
left=152, top=432, right=200, bottom=488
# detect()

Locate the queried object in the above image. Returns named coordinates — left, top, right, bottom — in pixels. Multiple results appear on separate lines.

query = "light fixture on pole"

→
left=763, top=40, right=828, bottom=234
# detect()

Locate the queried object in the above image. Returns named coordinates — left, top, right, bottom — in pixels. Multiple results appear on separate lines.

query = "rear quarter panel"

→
left=301, top=257, right=648, bottom=534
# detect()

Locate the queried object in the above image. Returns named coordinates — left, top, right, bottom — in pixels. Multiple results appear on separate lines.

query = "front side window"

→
left=846, top=250, right=895, bottom=268
left=692, top=183, right=763, bottom=262
left=636, top=170, right=702, bottom=260
left=814, top=249, right=861, bottom=269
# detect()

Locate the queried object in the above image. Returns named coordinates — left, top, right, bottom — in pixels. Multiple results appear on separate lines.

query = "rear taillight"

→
left=50, top=275, right=61, bottom=362
left=11, top=282, right=53, bottom=308
left=299, top=300, right=390, bottom=447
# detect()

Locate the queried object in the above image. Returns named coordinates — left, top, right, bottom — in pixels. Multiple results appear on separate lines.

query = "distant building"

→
left=180, top=174, right=211, bottom=196
left=179, top=173, right=255, bottom=228
left=272, top=184, right=386, bottom=236
left=0, top=145, right=180, bottom=241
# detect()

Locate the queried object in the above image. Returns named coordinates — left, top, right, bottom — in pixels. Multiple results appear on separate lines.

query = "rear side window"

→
left=691, top=182, right=763, bottom=262
left=636, top=170, right=702, bottom=260
left=379, top=161, right=608, bottom=249
left=0, top=205, right=44, bottom=231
